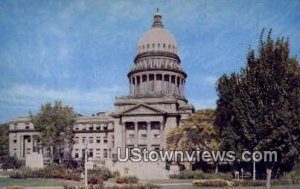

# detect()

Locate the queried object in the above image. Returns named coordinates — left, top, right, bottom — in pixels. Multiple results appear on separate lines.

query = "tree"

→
left=167, top=109, right=220, bottom=170
left=0, top=123, right=9, bottom=157
left=30, top=101, right=77, bottom=164
left=0, top=123, right=23, bottom=169
left=215, top=29, right=300, bottom=178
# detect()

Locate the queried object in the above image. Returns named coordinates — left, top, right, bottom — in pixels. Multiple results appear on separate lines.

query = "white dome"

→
left=136, top=10, right=178, bottom=54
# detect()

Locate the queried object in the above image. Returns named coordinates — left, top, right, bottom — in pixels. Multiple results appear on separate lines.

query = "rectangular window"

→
left=96, top=149, right=101, bottom=157
left=89, top=149, right=93, bottom=157
left=89, top=125, right=93, bottom=130
left=96, top=137, right=101, bottom=143
left=75, top=137, right=79, bottom=143
left=103, top=125, right=108, bottom=130
left=151, top=122, right=160, bottom=130
left=141, top=134, right=147, bottom=139
left=82, top=149, right=85, bottom=158
left=125, top=122, right=134, bottom=130
left=13, top=139, right=17, bottom=143
left=96, top=125, right=100, bottom=130
left=129, top=134, right=135, bottom=139
left=26, top=148, right=31, bottom=155
left=138, top=122, right=147, bottom=130
left=75, top=153, right=79, bottom=158
left=25, top=126, right=30, bottom=130
left=82, top=137, right=86, bottom=144
left=154, top=134, right=160, bottom=139
left=157, top=74, right=162, bottom=80
left=103, top=149, right=108, bottom=158
left=89, top=137, right=93, bottom=144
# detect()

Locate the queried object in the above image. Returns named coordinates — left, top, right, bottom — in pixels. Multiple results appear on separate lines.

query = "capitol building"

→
left=8, top=10, right=195, bottom=178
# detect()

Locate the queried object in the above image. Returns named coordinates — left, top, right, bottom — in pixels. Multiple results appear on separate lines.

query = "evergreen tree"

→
left=0, top=123, right=9, bottom=157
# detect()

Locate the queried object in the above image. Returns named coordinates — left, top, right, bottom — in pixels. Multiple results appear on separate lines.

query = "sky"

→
left=0, top=0, right=299, bottom=123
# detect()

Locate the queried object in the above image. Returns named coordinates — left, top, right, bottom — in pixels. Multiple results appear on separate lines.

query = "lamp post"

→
left=84, top=141, right=88, bottom=188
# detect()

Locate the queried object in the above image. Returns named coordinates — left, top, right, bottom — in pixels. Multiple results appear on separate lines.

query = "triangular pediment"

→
left=120, top=104, right=165, bottom=115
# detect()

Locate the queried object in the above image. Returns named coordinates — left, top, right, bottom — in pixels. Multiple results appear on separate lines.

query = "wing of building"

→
left=8, top=9, right=194, bottom=176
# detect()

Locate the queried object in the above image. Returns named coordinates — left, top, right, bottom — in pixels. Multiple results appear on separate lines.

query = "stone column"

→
left=168, top=75, right=171, bottom=94
left=134, top=122, right=138, bottom=147
left=20, top=135, right=23, bottom=157
left=161, top=74, right=164, bottom=95
left=123, top=123, right=126, bottom=150
left=147, top=122, right=151, bottom=150
left=160, top=122, right=164, bottom=150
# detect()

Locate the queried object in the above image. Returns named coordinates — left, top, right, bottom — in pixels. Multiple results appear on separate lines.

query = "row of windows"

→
left=74, top=148, right=111, bottom=158
left=125, top=122, right=161, bottom=130
left=74, top=124, right=111, bottom=131
left=131, top=74, right=184, bottom=85
left=128, top=133, right=160, bottom=140
left=75, top=136, right=109, bottom=144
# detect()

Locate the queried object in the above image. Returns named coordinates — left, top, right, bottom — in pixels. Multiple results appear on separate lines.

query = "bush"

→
left=282, top=171, right=300, bottom=184
left=106, top=183, right=160, bottom=189
left=233, top=178, right=300, bottom=186
left=64, top=185, right=103, bottom=189
left=0, top=156, right=24, bottom=169
left=88, top=167, right=113, bottom=181
left=9, top=166, right=81, bottom=181
left=116, top=176, right=139, bottom=184
left=6, top=186, right=24, bottom=189
left=88, top=174, right=104, bottom=185
left=193, top=179, right=234, bottom=187
left=233, top=180, right=265, bottom=186
left=170, top=170, right=232, bottom=180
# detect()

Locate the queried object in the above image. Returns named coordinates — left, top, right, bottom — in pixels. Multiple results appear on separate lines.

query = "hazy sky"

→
left=0, top=0, right=299, bottom=123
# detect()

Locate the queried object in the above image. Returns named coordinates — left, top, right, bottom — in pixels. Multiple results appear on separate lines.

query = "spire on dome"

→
left=152, top=8, right=164, bottom=28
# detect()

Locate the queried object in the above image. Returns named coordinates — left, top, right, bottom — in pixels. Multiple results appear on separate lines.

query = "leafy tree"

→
left=0, top=123, right=23, bottom=169
left=215, top=29, right=300, bottom=178
left=0, top=123, right=9, bottom=157
left=167, top=109, right=219, bottom=151
left=30, top=101, right=77, bottom=164
left=167, top=109, right=220, bottom=171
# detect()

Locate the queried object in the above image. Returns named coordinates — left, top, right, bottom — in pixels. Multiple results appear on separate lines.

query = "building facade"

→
left=8, top=10, right=194, bottom=167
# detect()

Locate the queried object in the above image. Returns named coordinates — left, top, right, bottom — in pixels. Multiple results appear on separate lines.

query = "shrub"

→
left=113, top=170, right=120, bottom=178
left=193, top=179, right=234, bottom=187
left=106, top=183, right=160, bottom=189
left=88, top=174, right=104, bottom=185
left=88, top=167, right=113, bottom=181
left=9, top=166, right=81, bottom=181
left=64, top=185, right=104, bottom=189
left=170, top=170, right=232, bottom=180
left=7, top=186, right=24, bottom=189
left=116, top=176, right=139, bottom=184
left=233, top=180, right=265, bottom=186
left=0, top=156, right=24, bottom=169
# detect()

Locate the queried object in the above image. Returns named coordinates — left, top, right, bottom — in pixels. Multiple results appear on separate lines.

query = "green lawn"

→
left=0, top=178, right=82, bottom=188
left=1, top=178, right=300, bottom=189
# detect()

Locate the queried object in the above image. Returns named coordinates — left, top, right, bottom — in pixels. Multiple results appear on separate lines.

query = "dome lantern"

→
left=152, top=8, right=163, bottom=28
left=137, top=9, right=178, bottom=55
